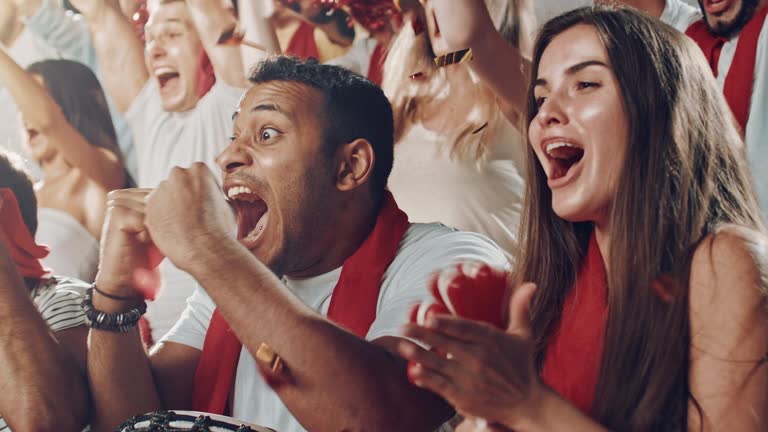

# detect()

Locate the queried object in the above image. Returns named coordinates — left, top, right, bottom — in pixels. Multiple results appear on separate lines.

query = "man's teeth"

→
left=154, top=66, right=177, bottom=77
left=227, top=185, right=255, bottom=199
left=545, top=142, right=579, bottom=156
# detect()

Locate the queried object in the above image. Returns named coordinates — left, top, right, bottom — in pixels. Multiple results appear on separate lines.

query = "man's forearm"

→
left=88, top=293, right=163, bottom=431
left=0, top=250, right=88, bottom=432
left=79, top=1, right=147, bottom=113
left=192, top=240, right=451, bottom=431
left=186, top=0, right=246, bottom=87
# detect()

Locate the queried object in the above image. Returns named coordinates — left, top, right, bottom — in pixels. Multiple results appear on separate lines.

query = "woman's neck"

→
left=39, top=154, right=72, bottom=185
left=594, top=221, right=611, bottom=275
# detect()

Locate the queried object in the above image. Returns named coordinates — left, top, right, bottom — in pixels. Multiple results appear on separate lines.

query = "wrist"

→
left=91, top=279, right=145, bottom=313
left=185, top=233, right=243, bottom=278
left=502, top=383, right=559, bottom=432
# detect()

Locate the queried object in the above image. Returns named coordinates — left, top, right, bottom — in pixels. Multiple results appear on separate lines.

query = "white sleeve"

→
left=196, top=81, right=246, bottom=115
left=366, top=231, right=509, bottom=341
left=160, top=284, right=216, bottom=350
left=659, top=0, right=702, bottom=33
left=745, top=21, right=768, bottom=218
left=325, top=37, right=378, bottom=77
left=33, top=277, right=89, bottom=333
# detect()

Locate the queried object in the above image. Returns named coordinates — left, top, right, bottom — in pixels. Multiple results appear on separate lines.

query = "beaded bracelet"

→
left=92, top=284, right=144, bottom=302
left=82, top=287, right=147, bottom=333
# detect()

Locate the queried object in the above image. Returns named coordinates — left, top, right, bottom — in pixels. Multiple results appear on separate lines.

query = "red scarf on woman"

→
left=685, top=7, right=768, bottom=132
left=541, top=233, right=607, bottom=414
left=0, top=188, right=49, bottom=279
left=191, top=191, right=410, bottom=414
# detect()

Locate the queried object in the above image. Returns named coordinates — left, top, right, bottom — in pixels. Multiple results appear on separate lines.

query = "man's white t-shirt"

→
left=126, top=79, right=244, bottom=189
left=326, top=37, right=379, bottom=77
left=126, top=79, right=244, bottom=339
left=162, top=223, right=508, bottom=432
left=661, top=0, right=768, bottom=219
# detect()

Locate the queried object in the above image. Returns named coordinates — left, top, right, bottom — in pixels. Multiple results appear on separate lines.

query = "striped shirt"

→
left=0, top=276, right=88, bottom=431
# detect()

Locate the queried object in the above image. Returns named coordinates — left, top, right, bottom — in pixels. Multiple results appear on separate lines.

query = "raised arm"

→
left=687, top=228, right=768, bottom=431
left=14, top=0, right=98, bottom=67
left=68, top=0, right=148, bottom=113
left=142, top=165, right=452, bottom=431
left=186, top=0, right=246, bottom=88
left=87, top=188, right=201, bottom=431
left=0, top=238, right=89, bottom=432
left=0, top=2, right=18, bottom=46
left=0, top=46, right=125, bottom=191
left=431, top=0, right=533, bottom=124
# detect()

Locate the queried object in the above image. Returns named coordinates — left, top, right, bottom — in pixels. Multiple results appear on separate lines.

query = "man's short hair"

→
left=0, top=151, right=37, bottom=236
left=248, top=56, right=395, bottom=199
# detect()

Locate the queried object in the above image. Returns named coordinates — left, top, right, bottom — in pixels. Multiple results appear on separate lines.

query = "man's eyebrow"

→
left=533, top=60, right=609, bottom=88
left=233, top=103, right=291, bottom=121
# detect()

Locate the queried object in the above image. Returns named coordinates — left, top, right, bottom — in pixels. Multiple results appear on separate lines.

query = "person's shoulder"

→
left=196, top=81, right=247, bottom=113
left=32, top=276, right=89, bottom=332
left=33, top=276, right=90, bottom=299
left=690, top=225, right=767, bottom=302
left=660, top=0, right=703, bottom=33
left=395, top=223, right=510, bottom=268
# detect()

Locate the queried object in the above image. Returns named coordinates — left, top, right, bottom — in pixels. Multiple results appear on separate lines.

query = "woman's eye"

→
left=577, top=81, right=599, bottom=90
left=261, top=128, right=280, bottom=141
left=535, top=96, right=547, bottom=107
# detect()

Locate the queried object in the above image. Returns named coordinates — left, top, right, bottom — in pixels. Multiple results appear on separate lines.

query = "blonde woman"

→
left=383, top=0, right=534, bottom=256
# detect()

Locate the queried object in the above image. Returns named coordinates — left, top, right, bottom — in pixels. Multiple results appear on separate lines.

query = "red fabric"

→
left=0, top=188, right=49, bottom=279
left=686, top=7, right=768, bottom=132
left=541, top=233, right=607, bottom=414
left=196, top=51, right=216, bottom=98
left=366, top=42, right=386, bottom=86
left=191, top=191, right=409, bottom=414
left=286, top=21, right=320, bottom=60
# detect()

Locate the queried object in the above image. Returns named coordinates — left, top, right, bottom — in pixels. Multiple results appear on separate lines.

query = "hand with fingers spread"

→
left=96, top=188, right=163, bottom=301
left=400, top=273, right=547, bottom=430
left=144, top=162, right=235, bottom=275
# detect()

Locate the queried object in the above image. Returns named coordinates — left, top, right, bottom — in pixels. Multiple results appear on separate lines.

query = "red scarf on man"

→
left=366, top=42, right=387, bottom=86
left=685, top=7, right=768, bottom=132
left=191, top=191, right=410, bottom=415
left=0, top=188, right=49, bottom=279
left=287, top=21, right=321, bottom=61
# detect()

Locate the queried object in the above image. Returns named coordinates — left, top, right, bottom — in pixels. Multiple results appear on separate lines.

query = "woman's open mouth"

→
left=226, top=186, right=269, bottom=248
left=543, top=140, right=585, bottom=187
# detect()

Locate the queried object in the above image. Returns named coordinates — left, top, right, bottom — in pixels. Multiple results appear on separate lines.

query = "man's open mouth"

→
left=227, top=185, right=269, bottom=246
left=544, top=141, right=585, bottom=181
left=155, top=66, right=181, bottom=90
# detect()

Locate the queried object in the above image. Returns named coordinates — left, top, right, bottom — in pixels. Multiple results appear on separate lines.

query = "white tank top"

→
left=35, top=207, right=99, bottom=282
left=388, top=117, right=526, bottom=257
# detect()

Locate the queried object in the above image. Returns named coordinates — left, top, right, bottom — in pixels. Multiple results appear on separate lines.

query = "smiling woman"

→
left=398, top=4, right=768, bottom=432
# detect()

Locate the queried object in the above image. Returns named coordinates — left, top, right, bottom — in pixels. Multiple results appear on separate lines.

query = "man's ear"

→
left=335, top=138, right=375, bottom=192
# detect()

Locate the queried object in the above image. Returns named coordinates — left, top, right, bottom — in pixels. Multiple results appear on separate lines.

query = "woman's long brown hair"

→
left=514, top=5, right=765, bottom=430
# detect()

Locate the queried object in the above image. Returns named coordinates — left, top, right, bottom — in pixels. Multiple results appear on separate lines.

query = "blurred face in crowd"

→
left=21, top=75, right=56, bottom=163
left=698, top=0, right=761, bottom=38
left=217, top=82, right=340, bottom=276
left=144, top=1, right=203, bottom=112
left=528, top=24, right=628, bottom=227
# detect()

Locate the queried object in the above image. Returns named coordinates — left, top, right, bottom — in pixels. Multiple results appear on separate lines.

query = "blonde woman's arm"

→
left=430, top=0, right=533, bottom=124
left=0, top=46, right=124, bottom=191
